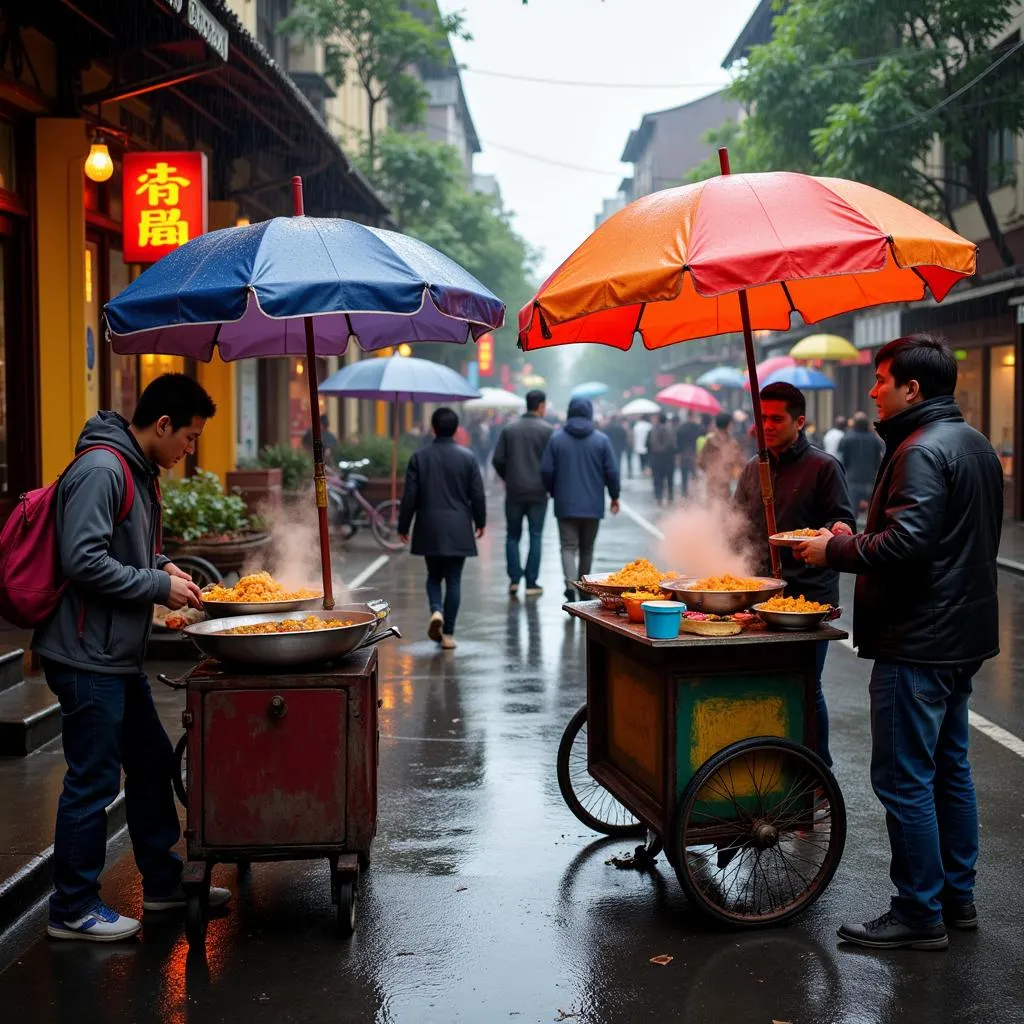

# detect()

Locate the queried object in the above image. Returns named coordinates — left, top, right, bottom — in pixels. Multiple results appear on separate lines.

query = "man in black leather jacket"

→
left=734, top=382, right=855, bottom=767
left=798, top=334, right=1003, bottom=952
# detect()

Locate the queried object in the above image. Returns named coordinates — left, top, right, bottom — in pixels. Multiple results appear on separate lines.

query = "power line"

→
left=479, top=138, right=624, bottom=176
left=462, top=66, right=726, bottom=90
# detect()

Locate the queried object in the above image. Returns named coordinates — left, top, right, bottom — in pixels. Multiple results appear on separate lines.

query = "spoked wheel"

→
left=670, top=737, right=846, bottom=927
left=370, top=500, right=406, bottom=551
left=173, top=733, right=188, bottom=807
left=557, top=706, right=645, bottom=837
left=168, top=555, right=222, bottom=590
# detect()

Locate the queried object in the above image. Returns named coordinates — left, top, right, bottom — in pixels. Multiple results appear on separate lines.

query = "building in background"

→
left=0, top=0, right=389, bottom=523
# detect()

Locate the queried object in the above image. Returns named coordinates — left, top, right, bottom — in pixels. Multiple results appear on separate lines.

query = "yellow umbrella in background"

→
left=789, top=334, right=859, bottom=361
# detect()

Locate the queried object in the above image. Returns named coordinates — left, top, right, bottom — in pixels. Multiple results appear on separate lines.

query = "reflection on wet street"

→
left=2, top=482, right=1024, bottom=1023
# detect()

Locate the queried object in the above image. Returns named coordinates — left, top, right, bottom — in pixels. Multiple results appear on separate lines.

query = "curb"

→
left=997, top=557, right=1024, bottom=577
left=0, top=792, right=126, bottom=931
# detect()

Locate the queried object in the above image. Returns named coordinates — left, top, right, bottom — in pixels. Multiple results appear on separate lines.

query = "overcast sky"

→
left=445, top=0, right=757, bottom=280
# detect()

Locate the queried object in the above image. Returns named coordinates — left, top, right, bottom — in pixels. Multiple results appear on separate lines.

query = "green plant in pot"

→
left=335, top=435, right=417, bottom=504
left=241, top=444, right=314, bottom=494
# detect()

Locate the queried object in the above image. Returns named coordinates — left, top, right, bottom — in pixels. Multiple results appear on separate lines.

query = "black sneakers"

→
left=837, top=910, right=949, bottom=950
left=943, top=902, right=978, bottom=930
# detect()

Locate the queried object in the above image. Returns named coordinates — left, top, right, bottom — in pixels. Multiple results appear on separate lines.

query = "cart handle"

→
left=157, top=671, right=189, bottom=690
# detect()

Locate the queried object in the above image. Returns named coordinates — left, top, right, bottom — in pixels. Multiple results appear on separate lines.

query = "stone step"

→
left=0, top=681, right=61, bottom=757
left=0, top=648, right=24, bottom=696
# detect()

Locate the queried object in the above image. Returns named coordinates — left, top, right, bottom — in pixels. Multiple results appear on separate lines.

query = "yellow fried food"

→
left=777, top=528, right=821, bottom=538
left=622, top=590, right=663, bottom=602
left=688, top=574, right=767, bottom=592
left=759, top=595, right=830, bottom=613
left=219, top=615, right=355, bottom=635
left=204, top=572, right=320, bottom=603
left=605, top=559, right=668, bottom=590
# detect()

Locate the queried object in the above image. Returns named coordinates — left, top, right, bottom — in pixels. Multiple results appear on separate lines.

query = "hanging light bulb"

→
left=84, top=135, right=114, bottom=183
left=398, top=344, right=412, bottom=357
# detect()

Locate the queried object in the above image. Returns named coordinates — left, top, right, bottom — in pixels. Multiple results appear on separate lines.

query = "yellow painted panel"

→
left=197, top=354, right=237, bottom=482
left=606, top=650, right=664, bottom=798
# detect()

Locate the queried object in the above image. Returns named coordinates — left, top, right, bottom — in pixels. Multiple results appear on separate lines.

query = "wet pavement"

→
left=2, top=477, right=1024, bottom=1023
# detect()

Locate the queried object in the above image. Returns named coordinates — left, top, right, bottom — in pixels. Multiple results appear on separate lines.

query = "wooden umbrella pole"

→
left=293, top=175, right=335, bottom=609
left=718, top=149, right=782, bottom=579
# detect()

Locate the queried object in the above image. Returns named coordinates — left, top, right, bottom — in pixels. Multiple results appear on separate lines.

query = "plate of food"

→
left=152, top=605, right=205, bottom=632
left=580, top=558, right=674, bottom=597
left=752, top=594, right=834, bottom=631
left=200, top=571, right=323, bottom=616
left=662, top=574, right=786, bottom=614
left=680, top=611, right=745, bottom=637
left=769, top=528, right=825, bottom=548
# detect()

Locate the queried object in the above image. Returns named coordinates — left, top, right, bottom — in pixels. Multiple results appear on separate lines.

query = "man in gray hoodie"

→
left=33, top=373, right=231, bottom=942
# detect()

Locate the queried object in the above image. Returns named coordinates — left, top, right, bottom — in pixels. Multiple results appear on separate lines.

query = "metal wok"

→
left=184, top=609, right=400, bottom=667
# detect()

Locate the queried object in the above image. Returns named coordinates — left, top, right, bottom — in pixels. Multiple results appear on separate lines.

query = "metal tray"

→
left=752, top=603, right=834, bottom=631
left=661, top=577, right=786, bottom=614
left=184, top=609, right=399, bottom=667
left=200, top=589, right=325, bottom=617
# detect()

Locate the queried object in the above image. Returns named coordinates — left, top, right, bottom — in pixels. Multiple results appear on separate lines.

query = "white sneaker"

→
left=143, top=886, right=232, bottom=912
left=48, top=903, right=141, bottom=942
left=440, top=634, right=457, bottom=650
left=427, top=611, right=443, bottom=643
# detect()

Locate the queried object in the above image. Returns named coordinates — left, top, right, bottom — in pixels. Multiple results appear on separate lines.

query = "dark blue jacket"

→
left=540, top=398, right=620, bottom=519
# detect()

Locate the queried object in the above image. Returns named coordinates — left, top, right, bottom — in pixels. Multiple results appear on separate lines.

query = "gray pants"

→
left=558, top=517, right=600, bottom=587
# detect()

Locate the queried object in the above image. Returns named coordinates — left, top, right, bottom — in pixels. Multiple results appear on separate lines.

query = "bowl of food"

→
left=769, top=528, right=824, bottom=548
left=201, top=571, right=323, bottom=616
left=622, top=590, right=663, bottom=623
left=752, top=594, right=833, bottom=631
left=662, top=574, right=787, bottom=614
left=581, top=558, right=673, bottom=597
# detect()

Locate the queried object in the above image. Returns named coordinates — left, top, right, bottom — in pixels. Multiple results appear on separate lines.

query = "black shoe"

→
left=564, top=587, right=577, bottom=603
left=837, top=910, right=949, bottom=950
left=943, top=902, right=978, bottom=930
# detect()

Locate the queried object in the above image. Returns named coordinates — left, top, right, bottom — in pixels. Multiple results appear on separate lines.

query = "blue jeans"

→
left=869, top=660, right=979, bottom=928
left=814, top=641, right=831, bottom=767
left=42, top=661, right=182, bottom=919
left=505, top=499, right=547, bottom=587
left=425, top=556, right=465, bottom=635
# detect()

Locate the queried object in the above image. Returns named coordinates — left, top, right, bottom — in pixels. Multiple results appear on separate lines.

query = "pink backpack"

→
left=0, top=446, right=135, bottom=628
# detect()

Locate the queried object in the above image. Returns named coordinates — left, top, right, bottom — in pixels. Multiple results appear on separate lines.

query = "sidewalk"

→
left=998, top=519, right=1024, bottom=575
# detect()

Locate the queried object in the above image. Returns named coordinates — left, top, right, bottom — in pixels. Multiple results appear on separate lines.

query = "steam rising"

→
left=657, top=499, right=759, bottom=580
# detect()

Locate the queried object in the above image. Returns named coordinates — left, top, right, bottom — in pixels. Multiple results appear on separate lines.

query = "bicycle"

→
left=328, top=459, right=406, bottom=552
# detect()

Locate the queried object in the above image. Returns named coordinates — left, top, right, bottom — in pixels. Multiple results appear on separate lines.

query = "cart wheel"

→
left=670, top=736, right=846, bottom=928
left=185, top=893, right=208, bottom=948
left=172, top=733, right=188, bottom=807
left=370, top=501, right=406, bottom=552
left=335, top=875, right=357, bottom=937
left=557, top=705, right=645, bottom=837
left=168, top=555, right=222, bottom=590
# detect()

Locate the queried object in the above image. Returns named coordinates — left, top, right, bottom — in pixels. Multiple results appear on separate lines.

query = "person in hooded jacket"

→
left=839, top=411, right=884, bottom=514
left=32, top=374, right=232, bottom=942
left=540, top=397, right=621, bottom=602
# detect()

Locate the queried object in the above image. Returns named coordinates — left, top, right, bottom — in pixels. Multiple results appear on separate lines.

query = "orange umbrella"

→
left=520, top=151, right=976, bottom=574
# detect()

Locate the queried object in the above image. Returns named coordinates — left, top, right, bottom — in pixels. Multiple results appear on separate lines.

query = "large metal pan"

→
left=184, top=609, right=400, bottom=667
left=199, top=586, right=324, bottom=617
left=661, top=576, right=786, bottom=614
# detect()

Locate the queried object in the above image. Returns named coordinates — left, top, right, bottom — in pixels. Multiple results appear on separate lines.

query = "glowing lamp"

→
left=398, top=344, right=412, bottom=357
left=235, top=216, right=250, bottom=227
left=84, top=137, right=114, bottom=183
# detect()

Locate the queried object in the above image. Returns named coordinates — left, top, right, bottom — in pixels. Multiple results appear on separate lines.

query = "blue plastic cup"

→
left=641, top=600, right=686, bottom=639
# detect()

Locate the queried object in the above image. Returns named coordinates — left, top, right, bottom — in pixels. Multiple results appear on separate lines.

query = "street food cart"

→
left=163, top=596, right=399, bottom=948
left=558, top=588, right=848, bottom=928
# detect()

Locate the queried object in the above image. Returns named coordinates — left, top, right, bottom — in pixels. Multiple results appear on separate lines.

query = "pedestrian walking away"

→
left=647, top=412, right=678, bottom=505
left=491, top=389, right=554, bottom=597
left=823, top=414, right=847, bottom=458
left=31, top=373, right=230, bottom=942
left=675, top=411, right=702, bottom=498
left=797, top=334, right=1003, bottom=952
left=733, top=382, right=855, bottom=768
left=603, top=415, right=629, bottom=483
left=398, top=407, right=486, bottom=651
left=839, top=411, right=884, bottom=515
left=540, top=397, right=620, bottom=602
left=631, top=415, right=653, bottom=476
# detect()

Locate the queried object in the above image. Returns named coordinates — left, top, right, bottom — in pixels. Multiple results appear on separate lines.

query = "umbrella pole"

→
left=391, top=402, right=399, bottom=525
left=304, top=316, right=335, bottom=610
left=718, top=148, right=781, bottom=579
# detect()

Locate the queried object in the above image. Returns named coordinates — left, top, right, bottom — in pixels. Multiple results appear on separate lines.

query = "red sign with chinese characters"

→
left=478, top=334, right=494, bottom=377
left=122, top=151, right=208, bottom=263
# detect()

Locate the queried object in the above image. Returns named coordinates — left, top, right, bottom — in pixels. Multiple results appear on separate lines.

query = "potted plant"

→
left=162, top=469, right=271, bottom=573
left=334, top=435, right=416, bottom=504
left=242, top=445, right=315, bottom=504
left=226, top=465, right=283, bottom=515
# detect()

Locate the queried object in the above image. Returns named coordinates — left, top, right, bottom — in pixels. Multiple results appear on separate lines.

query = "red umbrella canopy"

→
left=656, top=383, right=722, bottom=416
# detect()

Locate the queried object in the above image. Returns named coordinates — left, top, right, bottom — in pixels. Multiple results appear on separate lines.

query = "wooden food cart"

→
left=558, top=601, right=849, bottom=927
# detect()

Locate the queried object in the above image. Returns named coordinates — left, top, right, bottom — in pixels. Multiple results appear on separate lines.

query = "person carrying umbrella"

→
left=733, top=381, right=855, bottom=768
left=796, top=335, right=1003, bottom=951
left=397, top=408, right=486, bottom=651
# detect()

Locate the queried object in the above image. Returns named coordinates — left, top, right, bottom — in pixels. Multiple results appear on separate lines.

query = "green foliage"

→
left=365, top=130, right=539, bottom=370
left=697, top=0, right=1024, bottom=262
left=280, top=0, right=468, bottom=161
left=335, top=434, right=415, bottom=477
left=241, top=445, right=315, bottom=493
left=162, top=470, right=251, bottom=543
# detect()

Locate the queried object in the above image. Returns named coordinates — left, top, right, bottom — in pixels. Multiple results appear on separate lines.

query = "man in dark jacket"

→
left=540, top=397, right=620, bottom=602
left=839, top=411, right=884, bottom=514
left=33, top=374, right=230, bottom=942
left=734, top=382, right=855, bottom=767
left=398, top=407, right=486, bottom=650
left=492, top=390, right=553, bottom=598
left=798, top=335, right=1003, bottom=951
left=604, top=416, right=629, bottom=479
left=675, top=411, right=703, bottom=498
left=647, top=413, right=678, bottom=505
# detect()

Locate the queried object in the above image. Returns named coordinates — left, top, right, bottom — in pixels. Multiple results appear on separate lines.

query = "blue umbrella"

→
left=762, top=366, right=836, bottom=391
left=319, top=355, right=479, bottom=511
left=102, top=178, right=506, bottom=610
left=570, top=381, right=609, bottom=399
left=696, top=366, right=746, bottom=389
